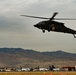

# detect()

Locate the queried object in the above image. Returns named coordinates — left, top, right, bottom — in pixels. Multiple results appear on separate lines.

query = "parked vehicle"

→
left=21, top=68, right=30, bottom=71
left=53, top=68, right=60, bottom=71
left=39, top=68, right=48, bottom=71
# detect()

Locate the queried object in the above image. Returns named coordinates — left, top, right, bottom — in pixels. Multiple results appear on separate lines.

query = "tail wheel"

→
left=73, top=34, right=76, bottom=38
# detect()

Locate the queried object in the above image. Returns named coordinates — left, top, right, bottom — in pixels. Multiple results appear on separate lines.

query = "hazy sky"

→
left=0, top=0, right=76, bottom=53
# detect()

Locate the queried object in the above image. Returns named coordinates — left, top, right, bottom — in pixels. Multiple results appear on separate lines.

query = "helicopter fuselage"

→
left=21, top=12, right=76, bottom=38
left=34, top=20, right=76, bottom=38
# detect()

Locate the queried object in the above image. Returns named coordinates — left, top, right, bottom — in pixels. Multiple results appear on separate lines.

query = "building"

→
left=62, top=66, right=75, bottom=71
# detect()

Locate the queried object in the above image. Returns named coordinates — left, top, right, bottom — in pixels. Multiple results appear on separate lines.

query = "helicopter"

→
left=21, top=12, right=76, bottom=38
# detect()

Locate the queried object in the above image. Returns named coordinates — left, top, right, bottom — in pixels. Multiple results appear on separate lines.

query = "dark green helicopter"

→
left=21, top=12, right=76, bottom=38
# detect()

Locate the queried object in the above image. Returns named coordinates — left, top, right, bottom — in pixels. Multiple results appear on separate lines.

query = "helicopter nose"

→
left=34, top=25, right=36, bottom=27
left=34, top=24, right=41, bottom=29
left=34, top=25, right=37, bottom=27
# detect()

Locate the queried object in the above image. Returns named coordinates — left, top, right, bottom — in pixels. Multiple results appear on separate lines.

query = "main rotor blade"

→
left=50, top=12, right=58, bottom=20
left=20, top=15, right=49, bottom=19
left=54, top=18, right=76, bottom=20
left=21, top=15, right=76, bottom=20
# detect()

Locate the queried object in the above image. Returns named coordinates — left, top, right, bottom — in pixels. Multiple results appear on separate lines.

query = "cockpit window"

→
left=38, top=21, right=45, bottom=25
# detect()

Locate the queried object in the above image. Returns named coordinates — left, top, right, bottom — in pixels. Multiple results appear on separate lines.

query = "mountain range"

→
left=0, top=48, right=76, bottom=68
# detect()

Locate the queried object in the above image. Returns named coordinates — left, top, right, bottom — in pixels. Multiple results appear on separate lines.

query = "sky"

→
left=0, top=0, right=76, bottom=53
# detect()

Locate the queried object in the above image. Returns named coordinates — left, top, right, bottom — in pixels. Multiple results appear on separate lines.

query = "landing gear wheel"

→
left=42, top=29, right=45, bottom=33
left=48, top=30, right=50, bottom=32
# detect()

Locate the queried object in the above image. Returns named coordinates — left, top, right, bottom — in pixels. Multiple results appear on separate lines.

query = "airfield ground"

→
left=0, top=71, right=76, bottom=75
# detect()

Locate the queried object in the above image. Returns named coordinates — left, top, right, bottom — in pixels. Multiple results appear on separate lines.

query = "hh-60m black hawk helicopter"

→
left=21, top=12, right=76, bottom=38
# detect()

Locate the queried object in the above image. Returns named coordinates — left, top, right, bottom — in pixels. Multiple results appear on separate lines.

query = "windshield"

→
left=38, top=21, right=45, bottom=25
